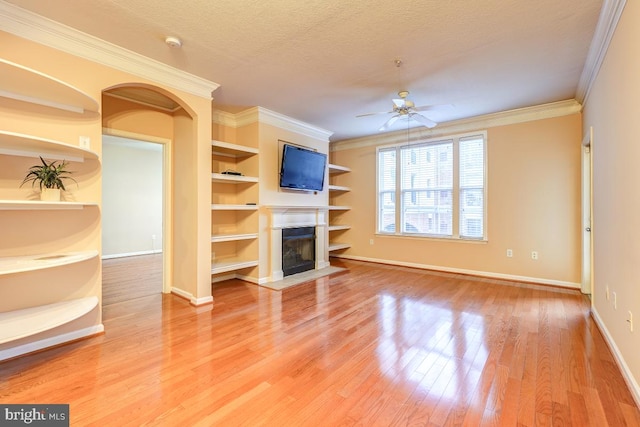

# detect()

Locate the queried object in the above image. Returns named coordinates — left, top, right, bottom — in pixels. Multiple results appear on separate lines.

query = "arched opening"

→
left=100, top=84, right=197, bottom=305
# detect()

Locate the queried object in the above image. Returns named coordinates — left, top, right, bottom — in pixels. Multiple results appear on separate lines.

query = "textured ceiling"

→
left=5, top=0, right=603, bottom=141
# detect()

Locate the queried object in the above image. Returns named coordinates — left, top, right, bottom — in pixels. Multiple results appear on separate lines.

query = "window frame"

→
left=376, top=131, right=487, bottom=241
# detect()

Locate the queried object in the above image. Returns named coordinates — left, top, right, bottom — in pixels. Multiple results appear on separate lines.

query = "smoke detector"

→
left=165, top=36, right=182, bottom=48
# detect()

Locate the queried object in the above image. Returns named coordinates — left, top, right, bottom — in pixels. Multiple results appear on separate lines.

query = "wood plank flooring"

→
left=102, top=254, right=163, bottom=306
left=1, top=259, right=639, bottom=426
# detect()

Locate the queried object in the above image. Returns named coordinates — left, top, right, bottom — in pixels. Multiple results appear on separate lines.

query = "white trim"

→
left=591, top=307, right=640, bottom=407
left=576, top=0, right=627, bottom=104
left=190, top=296, right=214, bottom=306
left=0, top=324, right=103, bottom=362
left=171, top=287, right=213, bottom=306
left=331, top=254, right=581, bottom=289
left=331, top=100, right=582, bottom=151
left=213, top=107, right=333, bottom=141
left=102, top=250, right=162, bottom=260
left=0, top=1, right=218, bottom=98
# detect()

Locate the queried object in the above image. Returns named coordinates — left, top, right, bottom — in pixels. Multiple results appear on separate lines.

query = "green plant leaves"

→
left=20, top=156, right=77, bottom=191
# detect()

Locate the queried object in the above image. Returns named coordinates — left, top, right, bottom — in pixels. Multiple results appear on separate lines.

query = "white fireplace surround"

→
left=267, top=206, right=329, bottom=282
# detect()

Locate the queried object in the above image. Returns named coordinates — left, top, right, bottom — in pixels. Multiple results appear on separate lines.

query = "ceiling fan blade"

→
left=379, top=115, right=400, bottom=131
left=410, top=113, right=438, bottom=128
left=356, top=111, right=392, bottom=118
left=413, top=103, right=454, bottom=112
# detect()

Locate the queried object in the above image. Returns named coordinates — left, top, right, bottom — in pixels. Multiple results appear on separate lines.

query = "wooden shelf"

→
left=211, top=258, right=259, bottom=275
left=0, top=131, right=99, bottom=162
left=211, top=140, right=258, bottom=157
left=328, top=243, right=351, bottom=252
left=328, top=184, right=350, bottom=192
left=0, top=250, right=98, bottom=276
left=211, top=173, right=259, bottom=184
left=0, top=296, right=99, bottom=344
left=0, top=200, right=98, bottom=210
left=328, top=225, right=351, bottom=232
left=211, top=233, right=258, bottom=243
left=0, top=58, right=98, bottom=114
left=211, top=204, right=259, bottom=211
left=328, top=205, right=351, bottom=211
left=328, top=163, right=351, bottom=174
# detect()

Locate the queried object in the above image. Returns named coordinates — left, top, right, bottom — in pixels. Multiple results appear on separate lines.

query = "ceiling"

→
left=5, top=0, right=603, bottom=142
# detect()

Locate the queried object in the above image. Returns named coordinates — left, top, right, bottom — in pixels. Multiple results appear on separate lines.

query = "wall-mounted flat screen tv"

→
left=279, top=144, right=327, bottom=191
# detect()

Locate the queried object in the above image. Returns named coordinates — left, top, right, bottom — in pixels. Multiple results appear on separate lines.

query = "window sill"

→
left=375, top=232, right=488, bottom=244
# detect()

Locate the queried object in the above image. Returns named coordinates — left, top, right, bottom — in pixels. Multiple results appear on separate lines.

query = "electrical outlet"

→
left=628, top=311, right=633, bottom=332
left=613, top=292, right=617, bottom=309
left=369, top=239, right=374, bottom=245
left=606, top=285, right=610, bottom=301
left=531, top=251, right=538, bottom=260
left=506, top=249, right=513, bottom=258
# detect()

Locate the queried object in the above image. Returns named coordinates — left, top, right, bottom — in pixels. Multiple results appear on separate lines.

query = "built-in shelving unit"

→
left=0, top=58, right=99, bottom=114
left=0, top=297, right=99, bottom=344
left=0, top=130, right=99, bottom=162
left=0, top=200, right=98, bottom=210
left=328, top=163, right=351, bottom=252
left=0, top=60, right=101, bottom=358
left=0, top=250, right=99, bottom=276
left=211, top=139, right=259, bottom=278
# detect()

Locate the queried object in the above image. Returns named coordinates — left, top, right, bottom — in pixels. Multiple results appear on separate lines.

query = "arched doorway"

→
left=100, top=84, right=195, bottom=304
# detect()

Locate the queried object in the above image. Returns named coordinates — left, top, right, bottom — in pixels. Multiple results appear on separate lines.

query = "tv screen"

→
left=279, top=144, right=327, bottom=191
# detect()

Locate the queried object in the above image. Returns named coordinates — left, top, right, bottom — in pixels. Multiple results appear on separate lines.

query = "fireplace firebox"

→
left=282, top=226, right=316, bottom=277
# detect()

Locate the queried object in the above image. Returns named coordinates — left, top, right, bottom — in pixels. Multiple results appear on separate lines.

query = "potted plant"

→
left=21, top=156, right=77, bottom=201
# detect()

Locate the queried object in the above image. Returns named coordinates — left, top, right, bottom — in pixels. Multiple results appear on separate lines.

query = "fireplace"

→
left=267, top=206, right=329, bottom=282
left=282, top=226, right=315, bottom=276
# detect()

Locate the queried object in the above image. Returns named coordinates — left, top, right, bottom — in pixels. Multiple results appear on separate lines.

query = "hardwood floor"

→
left=1, top=259, right=639, bottom=426
left=102, top=254, right=163, bottom=306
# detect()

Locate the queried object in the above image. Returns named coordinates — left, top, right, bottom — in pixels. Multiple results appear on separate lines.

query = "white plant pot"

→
left=40, top=188, right=61, bottom=202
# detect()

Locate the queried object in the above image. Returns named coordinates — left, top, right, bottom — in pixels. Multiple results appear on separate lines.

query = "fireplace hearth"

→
left=282, top=226, right=315, bottom=277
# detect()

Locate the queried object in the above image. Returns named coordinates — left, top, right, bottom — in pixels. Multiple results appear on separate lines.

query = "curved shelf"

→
left=0, top=250, right=99, bottom=276
left=0, top=130, right=99, bottom=162
left=0, top=58, right=99, bottom=114
left=0, top=296, right=99, bottom=344
left=212, top=140, right=258, bottom=157
left=328, top=184, right=350, bottom=192
left=0, top=200, right=98, bottom=210
left=328, top=205, right=351, bottom=211
left=212, top=173, right=259, bottom=184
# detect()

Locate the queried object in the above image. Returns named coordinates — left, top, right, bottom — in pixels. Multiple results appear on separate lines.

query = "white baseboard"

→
left=0, top=324, right=104, bottom=362
left=102, top=250, right=162, bottom=260
left=171, top=287, right=213, bottom=306
left=591, top=307, right=640, bottom=407
left=331, top=254, right=581, bottom=289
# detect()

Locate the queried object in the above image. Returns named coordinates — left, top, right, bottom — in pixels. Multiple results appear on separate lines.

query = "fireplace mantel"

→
left=266, top=206, right=329, bottom=281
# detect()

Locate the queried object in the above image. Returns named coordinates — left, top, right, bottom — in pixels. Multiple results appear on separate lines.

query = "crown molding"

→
left=213, top=106, right=333, bottom=142
left=0, top=1, right=218, bottom=99
left=576, top=0, right=626, bottom=104
left=331, top=99, right=582, bottom=151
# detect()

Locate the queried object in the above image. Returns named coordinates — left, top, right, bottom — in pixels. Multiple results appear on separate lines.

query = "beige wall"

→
left=331, top=113, right=582, bottom=286
left=582, top=1, right=640, bottom=397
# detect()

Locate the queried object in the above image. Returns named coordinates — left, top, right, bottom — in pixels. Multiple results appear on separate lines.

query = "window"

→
left=377, top=132, right=486, bottom=240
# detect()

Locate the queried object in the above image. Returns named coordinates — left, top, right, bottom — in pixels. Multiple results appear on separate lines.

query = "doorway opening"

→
left=102, top=135, right=166, bottom=305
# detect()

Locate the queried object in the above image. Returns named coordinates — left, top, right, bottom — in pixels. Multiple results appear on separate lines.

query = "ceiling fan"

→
left=357, top=90, right=441, bottom=131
